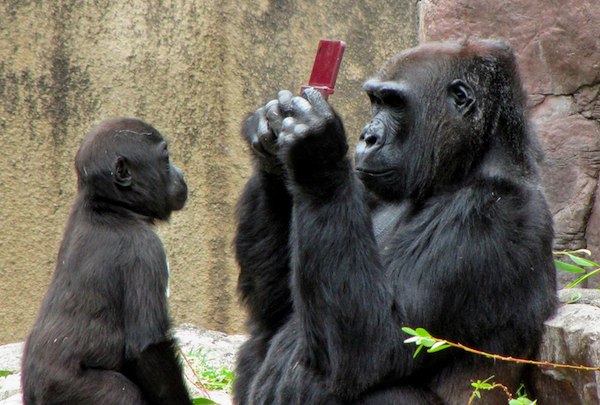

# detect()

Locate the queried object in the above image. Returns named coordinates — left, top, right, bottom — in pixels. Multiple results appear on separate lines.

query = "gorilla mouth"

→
left=355, top=168, right=394, bottom=177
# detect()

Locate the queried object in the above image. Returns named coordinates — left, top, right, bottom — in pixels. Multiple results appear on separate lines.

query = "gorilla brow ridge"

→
left=112, top=129, right=154, bottom=139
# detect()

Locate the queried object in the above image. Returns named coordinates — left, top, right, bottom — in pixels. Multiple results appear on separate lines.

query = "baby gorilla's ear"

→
left=113, top=156, right=132, bottom=188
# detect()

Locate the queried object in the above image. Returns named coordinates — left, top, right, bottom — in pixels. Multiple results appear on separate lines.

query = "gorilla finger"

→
left=293, top=123, right=310, bottom=137
left=281, top=116, right=296, bottom=134
left=265, top=100, right=281, bottom=119
left=256, top=112, right=271, bottom=139
left=278, top=90, right=294, bottom=115
left=268, top=118, right=282, bottom=137
left=289, top=96, right=313, bottom=117
left=302, top=87, right=333, bottom=117
left=241, top=108, right=265, bottom=141
left=265, top=99, right=279, bottom=112
left=265, top=100, right=283, bottom=135
left=250, top=138, right=268, bottom=157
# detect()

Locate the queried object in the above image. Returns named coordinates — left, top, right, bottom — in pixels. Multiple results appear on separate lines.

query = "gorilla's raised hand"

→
left=276, top=88, right=349, bottom=196
left=241, top=96, right=285, bottom=174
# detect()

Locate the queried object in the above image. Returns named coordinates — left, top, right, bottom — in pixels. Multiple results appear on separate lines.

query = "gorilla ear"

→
left=448, top=79, right=475, bottom=115
left=113, top=156, right=132, bottom=188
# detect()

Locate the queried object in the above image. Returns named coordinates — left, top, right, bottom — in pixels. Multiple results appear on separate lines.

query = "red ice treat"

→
left=300, top=40, right=346, bottom=100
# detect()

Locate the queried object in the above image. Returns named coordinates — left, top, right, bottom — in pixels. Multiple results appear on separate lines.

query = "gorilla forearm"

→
left=290, top=175, right=402, bottom=396
left=235, top=171, right=293, bottom=333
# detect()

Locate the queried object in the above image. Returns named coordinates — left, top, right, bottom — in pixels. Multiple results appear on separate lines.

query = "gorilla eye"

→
left=368, top=89, right=405, bottom=111
left=379, top=89, right=405, bottom=108
left=367, top=92, right=381, bottom=105
left=454, top=89, right=467, bottom=104
left=448, top=80, right=475, bottom=113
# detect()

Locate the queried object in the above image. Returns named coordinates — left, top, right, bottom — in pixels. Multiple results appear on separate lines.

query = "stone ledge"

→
left=3, top=296, right=600, bottom=404
left=531, top=288, right=600, bottom=404
left=0, top=325, right=245, bottom=405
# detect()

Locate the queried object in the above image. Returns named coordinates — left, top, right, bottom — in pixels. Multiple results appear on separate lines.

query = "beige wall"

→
left=0, top=0, right=418, bottom=344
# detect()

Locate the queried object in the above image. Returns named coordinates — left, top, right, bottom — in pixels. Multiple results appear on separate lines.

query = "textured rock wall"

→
left=420, top=0, right=600, bottom=286
left=0, top=1, right=418, bottom=343
left=531, top=289, right=600, bottom=405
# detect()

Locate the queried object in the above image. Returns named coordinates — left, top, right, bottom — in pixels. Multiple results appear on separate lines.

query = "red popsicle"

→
left=300, top=40, right=346, bottom=100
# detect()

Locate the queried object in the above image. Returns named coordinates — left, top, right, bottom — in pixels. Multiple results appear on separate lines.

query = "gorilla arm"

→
left=277, top=89, right=406, bottom=398
left=122, top=231, right=192, bottom=405
left=235, top=105, right=295, bottom=335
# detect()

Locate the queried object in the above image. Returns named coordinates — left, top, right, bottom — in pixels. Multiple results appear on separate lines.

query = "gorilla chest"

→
left=371, top=201, right=411, bottom=246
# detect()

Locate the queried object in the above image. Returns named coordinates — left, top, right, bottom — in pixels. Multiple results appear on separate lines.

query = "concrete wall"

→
left=0, top=1, right=418, bottom=343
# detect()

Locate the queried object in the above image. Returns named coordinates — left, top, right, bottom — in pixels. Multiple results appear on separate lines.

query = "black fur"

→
left=22, top=118, right=192, bottom=405
left=233, top=38, right=557, bottom=404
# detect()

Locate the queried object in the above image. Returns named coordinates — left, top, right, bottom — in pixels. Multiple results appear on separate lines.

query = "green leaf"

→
left=554, top=260, right=586, bottom=273
left=566, top=267, right=600, bottom=288
left=192, top=398, right=219, bottom=405
left=427, top=341, right=451, bottom=353
left=0, top=370, right=13, bottom=377
left=471, top=380, right=485, bottom=390
left=566, top=253, right=600, bottom=268
left=403, top=336, right=420, bottom=344
left=415, top=328, right=432, bottom=338
left=509, top=398, right=534, bottom=405
left=422, top=338, right=437, bottom=347
left=412, top=344, right=424, bottom=358
left=401, top=327, right=418, bottom=336
left=403, top=330, right=436, bottom=348
left=472, top=376, right=495, bottom=387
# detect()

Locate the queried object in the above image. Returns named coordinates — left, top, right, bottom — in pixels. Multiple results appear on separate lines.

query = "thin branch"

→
left=434, top=336, right=600, bottom=372
left=179, top=348, right=211, bottom=398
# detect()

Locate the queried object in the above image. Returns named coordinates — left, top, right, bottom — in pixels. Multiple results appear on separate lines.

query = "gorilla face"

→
left=354, top=45, right=486, bottom=202
left=76, top=117, right=188, bottom=221
left=354, top=79, right=413, bottom=200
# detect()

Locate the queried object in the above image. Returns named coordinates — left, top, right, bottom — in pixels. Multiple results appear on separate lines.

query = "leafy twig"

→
left=402, top=327, right=600, bottom=372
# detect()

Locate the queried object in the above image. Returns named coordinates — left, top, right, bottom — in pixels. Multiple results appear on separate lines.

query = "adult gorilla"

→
left=234, top=38, right=557, bottom=404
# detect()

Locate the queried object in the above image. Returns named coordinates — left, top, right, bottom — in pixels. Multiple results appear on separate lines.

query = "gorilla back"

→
left=234, top=38, right=557, bottom=404
left=22, top=118, right=192, bottom=405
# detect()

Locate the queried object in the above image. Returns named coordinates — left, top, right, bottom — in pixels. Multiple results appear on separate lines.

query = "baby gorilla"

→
left=22, top=118, right=192, bottom=405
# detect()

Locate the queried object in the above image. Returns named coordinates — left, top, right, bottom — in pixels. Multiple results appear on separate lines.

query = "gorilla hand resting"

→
left=22, top=118, right=192, bottom=405
left=234, top=38, right=557, bottom=405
